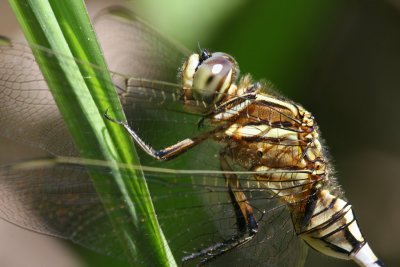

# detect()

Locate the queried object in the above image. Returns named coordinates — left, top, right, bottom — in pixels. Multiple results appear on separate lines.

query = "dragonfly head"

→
left=181, top=51, right=239, bottom=115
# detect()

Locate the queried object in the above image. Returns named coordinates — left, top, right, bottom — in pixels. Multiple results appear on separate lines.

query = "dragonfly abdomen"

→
left=297, top=189, right=383, bottom=266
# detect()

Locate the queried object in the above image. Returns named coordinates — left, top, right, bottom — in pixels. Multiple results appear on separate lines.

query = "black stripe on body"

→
left=321, top=231, right=365, bottom=256
left=324, top=241, right=352, bottom=255
left=346, top=210, right=365, bottom=255
left=300, top=203, right=351, bottom=235
left=320, top=217, right=356, bottom=239
left=256, top=98, right=297, bottom=113
left=303, top=238, right=353, bottom=256
left=348, top=236, right=365, bottom=255
left=318, top=211, right=366, bottom=256
left=301, top=189, right=319, bottom=229
left=228, top=189, right=248, bottom=234
left=271, top=120, right=296, bottom=129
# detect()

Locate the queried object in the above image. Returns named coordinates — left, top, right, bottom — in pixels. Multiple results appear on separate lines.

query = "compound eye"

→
left=192, top=53, right=237, bottom=106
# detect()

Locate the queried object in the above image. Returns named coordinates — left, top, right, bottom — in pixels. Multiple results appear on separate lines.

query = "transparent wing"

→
left=0, top=157, right=308, bottom=267
left=0, top=6, right=308, bottom=267
left=93, top=6, right=191, bottom=83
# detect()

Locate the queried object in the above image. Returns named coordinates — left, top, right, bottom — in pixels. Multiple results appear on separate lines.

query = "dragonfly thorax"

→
left=181, top=51, right=239, bottom=114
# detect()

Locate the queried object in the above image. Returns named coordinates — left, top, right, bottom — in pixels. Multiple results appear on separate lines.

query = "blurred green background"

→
left=0, top=0, right=399, bottom=266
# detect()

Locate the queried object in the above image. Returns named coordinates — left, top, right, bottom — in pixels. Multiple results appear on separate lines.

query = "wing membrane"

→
left=1, top=157, right=308, bottom=266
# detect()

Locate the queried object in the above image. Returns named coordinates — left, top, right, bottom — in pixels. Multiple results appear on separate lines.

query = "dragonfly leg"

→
left=220, top=150, right=258, bottom=237
left=104, top=110, right=215, bottom=160
left=182, top=150, right=258, bottom=265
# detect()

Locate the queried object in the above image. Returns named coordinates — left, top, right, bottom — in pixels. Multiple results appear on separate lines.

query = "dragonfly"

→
left=0, top=6, right=383, bottom=267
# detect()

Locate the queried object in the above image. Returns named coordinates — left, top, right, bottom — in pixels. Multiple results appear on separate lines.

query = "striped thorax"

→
left=180, top=50, right=383, bottom=267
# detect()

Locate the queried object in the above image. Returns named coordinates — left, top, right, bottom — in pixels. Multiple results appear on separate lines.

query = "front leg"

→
left=182, top=150, right=259, bottom=265
left=105, top=110, right=215, bottom=160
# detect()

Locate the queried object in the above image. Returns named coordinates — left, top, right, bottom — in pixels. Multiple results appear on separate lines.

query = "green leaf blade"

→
left=7, top=0, right=176, bottom=266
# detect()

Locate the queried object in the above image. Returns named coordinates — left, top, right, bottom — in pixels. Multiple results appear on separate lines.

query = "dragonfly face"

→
left=0, top=6, right=384, bottom=267
left=181, top=51, right=239, bottom=115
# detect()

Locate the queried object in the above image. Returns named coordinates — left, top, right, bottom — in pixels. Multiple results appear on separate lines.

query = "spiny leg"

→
left=104, top=110, right=218, bottom=160
left=182, top=150, right=258, bottom=265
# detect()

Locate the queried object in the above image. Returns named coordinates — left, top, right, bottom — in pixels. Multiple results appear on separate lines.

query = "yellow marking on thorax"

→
left=255, top=94, right=299, bottom=117
left=224, top=123, right=299, bottom=140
